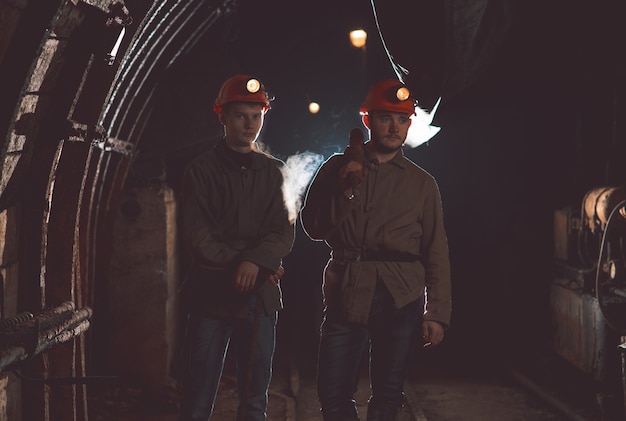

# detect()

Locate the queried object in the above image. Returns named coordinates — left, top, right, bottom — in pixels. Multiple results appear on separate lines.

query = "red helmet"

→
left=360, top=79, right=416, bottom=116
left=213, top=74, right=272, bottom=114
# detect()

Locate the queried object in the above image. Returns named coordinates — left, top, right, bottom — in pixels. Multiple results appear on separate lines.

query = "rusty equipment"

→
left=552, top=185, right=626, bottom=419
left=0, top=301, right=92, bottom=372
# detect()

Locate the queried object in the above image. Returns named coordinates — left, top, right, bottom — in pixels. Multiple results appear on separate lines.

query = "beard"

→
left=371, top=137, right=403, bottom=154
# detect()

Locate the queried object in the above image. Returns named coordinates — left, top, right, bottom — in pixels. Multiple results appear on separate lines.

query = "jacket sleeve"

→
left=180, top=162, right=240, bottom=267
left=420, top=179, right=452, bottom=328
left=300, top=154, right=358, bottom=240
left=240, top=164, right=295, bottom=273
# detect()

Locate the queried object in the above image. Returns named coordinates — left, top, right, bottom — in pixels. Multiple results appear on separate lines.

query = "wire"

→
left=594, top=198, right=626, bottom=334
left=370, top=0, right=409, bottom=82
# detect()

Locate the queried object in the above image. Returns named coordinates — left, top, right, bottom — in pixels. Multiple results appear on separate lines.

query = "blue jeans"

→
left=178, top=308, right=277, bottom=421
left=317, top=283, right=420, bottom=420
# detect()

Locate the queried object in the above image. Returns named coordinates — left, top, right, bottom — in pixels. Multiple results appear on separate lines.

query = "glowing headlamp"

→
left=246, top=78, right=261, bottom=94
left=395, top=86, right=410, bottom=102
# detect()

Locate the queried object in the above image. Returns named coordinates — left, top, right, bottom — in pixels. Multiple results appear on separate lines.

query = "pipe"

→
left=0, top=302, right=93, bottom=372
left=0, top=312, right=34, bottom=333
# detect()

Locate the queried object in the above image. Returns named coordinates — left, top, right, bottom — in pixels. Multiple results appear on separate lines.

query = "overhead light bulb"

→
left=349, top=29, right=367, bottom=48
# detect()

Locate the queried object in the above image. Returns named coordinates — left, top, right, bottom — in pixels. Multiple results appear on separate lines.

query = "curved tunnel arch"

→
left=0, top=0, right=240, bottom=418
left=0, top=4, right=513, bottom=419
left=3, top=1, right=608, bottom=420
left=102, top=0, right=233, bottom=142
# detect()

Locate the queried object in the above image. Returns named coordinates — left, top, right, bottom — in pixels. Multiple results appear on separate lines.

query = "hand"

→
left=267, top=265, right=284, bottom=286
left=422, top=320, right=445, bottom=349
left=339, top=160, right=365, bottom=191
left=233, top=261, right=260, bottom=293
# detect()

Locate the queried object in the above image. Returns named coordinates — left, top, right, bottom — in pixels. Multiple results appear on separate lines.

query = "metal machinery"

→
left=553, top=186, right=626, bottom=419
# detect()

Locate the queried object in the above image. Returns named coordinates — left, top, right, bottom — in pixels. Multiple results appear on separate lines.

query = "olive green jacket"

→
left=181, top=140, right=295, bottom=318
left=301, top=147, right=451, bottom=327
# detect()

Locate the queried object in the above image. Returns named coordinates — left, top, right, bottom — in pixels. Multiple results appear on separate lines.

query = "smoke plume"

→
left=280, top=151, right=324, bottom=224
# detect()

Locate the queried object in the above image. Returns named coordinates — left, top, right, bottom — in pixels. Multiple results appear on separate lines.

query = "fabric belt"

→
left=331, top=249, right=420, bottom=262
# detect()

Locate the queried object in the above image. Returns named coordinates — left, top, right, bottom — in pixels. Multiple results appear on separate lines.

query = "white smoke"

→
left=405, top=97, right=442, bottom=148
left=280, top=151, right=325, bottom=224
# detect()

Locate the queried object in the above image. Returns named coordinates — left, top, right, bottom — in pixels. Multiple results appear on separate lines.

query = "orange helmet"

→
left=213, top=74, right=272, bottom=114
left=360, top=79, right=416, bottom=116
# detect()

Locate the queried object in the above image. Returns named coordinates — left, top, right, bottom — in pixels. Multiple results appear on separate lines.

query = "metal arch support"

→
left=93, top=136, right=134, bottom=156
left=101, top=0, right=238, bottom=143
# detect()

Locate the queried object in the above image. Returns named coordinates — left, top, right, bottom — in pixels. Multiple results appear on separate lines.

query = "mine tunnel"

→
left=1, top=0, right=626, bottom=420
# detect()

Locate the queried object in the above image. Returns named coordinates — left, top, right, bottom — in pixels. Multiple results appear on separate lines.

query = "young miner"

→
left=178, top=74, right=294, bottom=421
left=301, top=79, right=452, bottom=421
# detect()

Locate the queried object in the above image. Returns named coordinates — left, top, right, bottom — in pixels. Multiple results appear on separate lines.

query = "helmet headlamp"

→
left=246, top=78, right=261, bottom=94
left=359, top=79, right=417, bottom=116
left=396, top=87, right=410, bottom=102
left=214, top=74, right=272, bottom=114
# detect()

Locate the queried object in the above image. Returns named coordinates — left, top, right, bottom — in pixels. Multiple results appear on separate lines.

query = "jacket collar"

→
left=364, top=146, right=408, bottom=169
left=215, top=140, right=266, bottom=170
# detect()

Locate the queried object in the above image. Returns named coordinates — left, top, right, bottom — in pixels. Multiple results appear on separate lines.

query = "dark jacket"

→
left=300, top=147, right=451, bottom=327
left=181, top=140, right=295, bottom=318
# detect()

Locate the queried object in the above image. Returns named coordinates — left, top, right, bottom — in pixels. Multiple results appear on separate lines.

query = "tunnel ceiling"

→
left=1, top=0, right=625, bottom=212
left=130, top=0, right=523, bottom=189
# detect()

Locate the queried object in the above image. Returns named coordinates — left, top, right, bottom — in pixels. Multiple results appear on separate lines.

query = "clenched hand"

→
left=233, top=261, right=260, bottom=293
left=339, top=161, right=365, bottom=192
left=422, top=320, right=445, bottom=349
left=267, top=265, right=284, bottom=286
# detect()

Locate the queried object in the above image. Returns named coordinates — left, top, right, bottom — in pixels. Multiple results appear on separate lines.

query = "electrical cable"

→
left=369, top=0, right=409, bottom=82
left=594, top=198, right=626, bottom=334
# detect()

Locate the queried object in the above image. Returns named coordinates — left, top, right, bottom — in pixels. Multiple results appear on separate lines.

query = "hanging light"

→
left=308, top=102, right=320, bottom=114
left=349, top=29, right=367, bottom=48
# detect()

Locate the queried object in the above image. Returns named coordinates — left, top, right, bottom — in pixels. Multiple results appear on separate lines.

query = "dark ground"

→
left=87, top=338, right=604, bottom=421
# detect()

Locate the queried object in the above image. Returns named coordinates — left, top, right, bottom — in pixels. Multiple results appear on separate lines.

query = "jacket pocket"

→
left=382, top=222, right=422, bottom=254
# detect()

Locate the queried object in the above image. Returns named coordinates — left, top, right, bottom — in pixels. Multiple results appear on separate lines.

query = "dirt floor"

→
left=87, top=369, right=583, bottom=421
left=88, top=374, right=292, bottom=421
left=87, top=347, right=603, bottom=421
